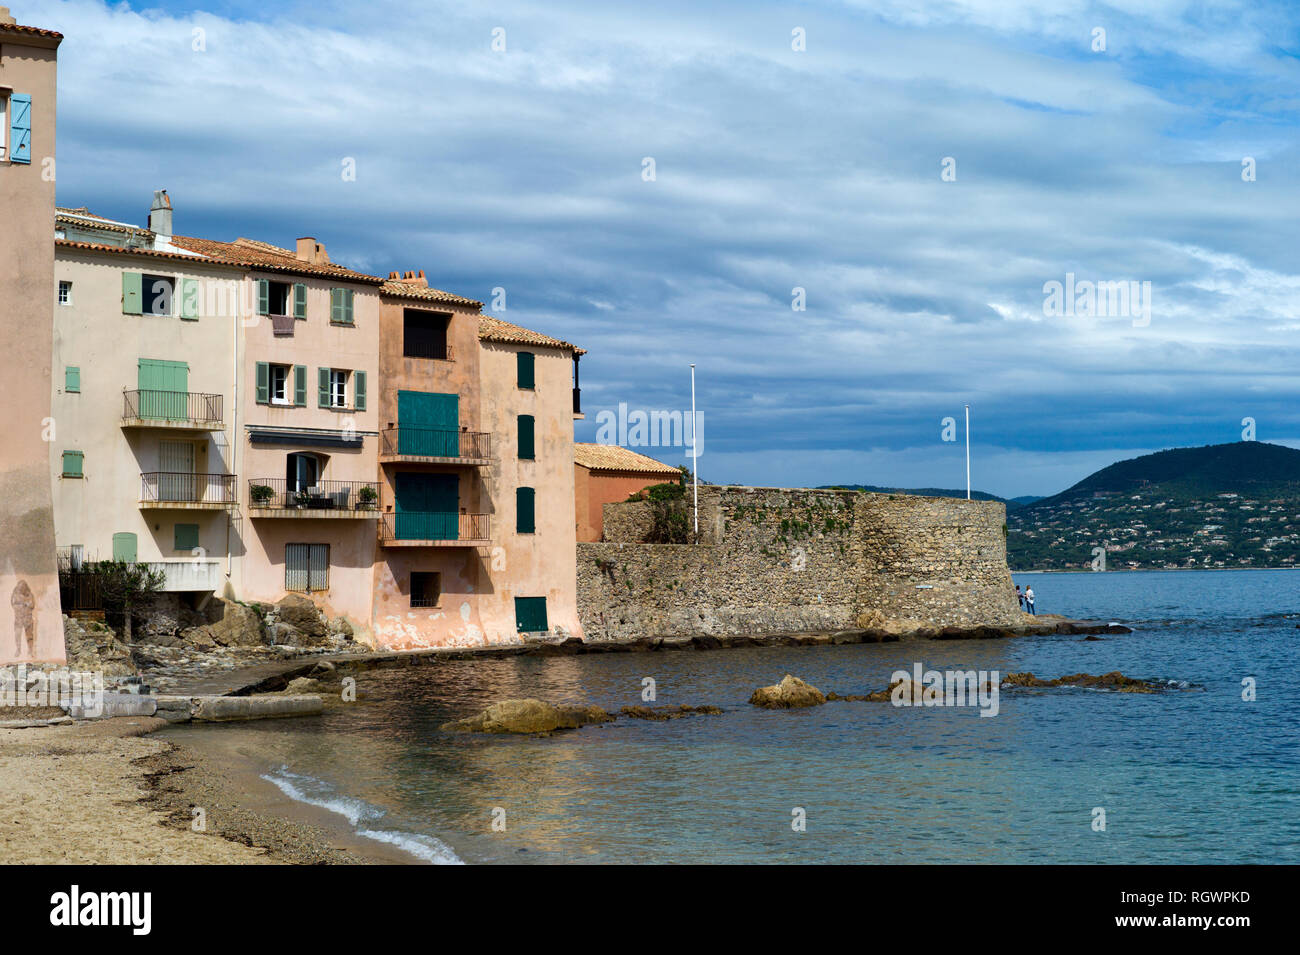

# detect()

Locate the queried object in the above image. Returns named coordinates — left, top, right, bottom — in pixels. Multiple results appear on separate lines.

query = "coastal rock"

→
left=206, top=598, right=266, bottom=648
left=854, top=610, right=926, bottom=635
left=284, top=676, right=324, bottom=694
left=1004, top=671, right=1157, bottom=693
left=274, top=595, right=330, bottom=645
left=618, top=704, right=723, bottom=720
left=441, top=699, right=613, bottom=734
left=62, top=616, right=136, bottom=677
left=180, top=626, right=216, bottom=651
left=749, top=674, right=826, bottom=709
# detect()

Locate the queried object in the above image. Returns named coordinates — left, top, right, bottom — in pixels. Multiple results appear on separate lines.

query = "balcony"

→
left=379, top=512, right=491, bottom=547
left=143, top=559, right=224, bottom=592
left=379, top=428, right=492, bottom=466
left=271, top=313, right=295, bottom=337
left=248, top=478, right=381, bottom=518
left=122, top=390, right=223, bottom=431
left=139, top=472, right=237, bottom=509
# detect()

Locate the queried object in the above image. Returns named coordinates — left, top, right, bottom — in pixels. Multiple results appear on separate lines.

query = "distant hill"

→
left=818, top=484, right=1020, bottom=505
left=1009, top=442, right=1300, bottom=570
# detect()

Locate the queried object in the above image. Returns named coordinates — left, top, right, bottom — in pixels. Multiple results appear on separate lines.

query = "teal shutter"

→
left=293, top=283, right=307, bottom=319
left=397, top=391, right=459, bottom=456
left=61, top=450, right=84, bottom=477
left=174, top=523, right=199, bottom=551
left=518, top=414, right=535, bottom=460
left=330, top=289, right=342, bottom=323
left=257, top=279, right=269, bottom=315
left=344, top=289, right=355, bottom=324
left=354, top=370, right=367, bottom=411
left=255, top=362, right=270, bottom=404
left=112, top=532, right=138, bottom=563
left=517, top=351, right=535, bottom=389
left=318, top=367, right=330, bottom=407
left=138, top=359, right=188, bottom=420
left=9, top=93, right=31, bottom=164
left=393, top=472, right=459, bottom=540
left=180, top=278, right=199, bottom=320
left=516, top=486, right=536, bottom=533
left=65, top=366, right=80, bottom=393
left=515, top=597, right=548, bottom=634
left=293, top=365, right=307, bottom=406
left=122, top=272, right=143, bottom=315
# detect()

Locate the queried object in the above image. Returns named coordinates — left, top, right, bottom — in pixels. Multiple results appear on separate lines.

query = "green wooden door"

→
left=394, top=472, right=459, bottom=539
left=397, top=390, right=459, bottom=456
left=515, top=597, right=548, bottom=633
left=138, top=359, right=189, bottom=421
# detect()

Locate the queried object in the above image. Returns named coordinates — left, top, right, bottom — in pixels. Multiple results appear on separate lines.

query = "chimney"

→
left=296, top=237, right=330, bottom=265
left=391, top=269, right=428, bottom=288
left=148, top=189, right=172, bottom=237
left=0, top=9, right=16, bottom=26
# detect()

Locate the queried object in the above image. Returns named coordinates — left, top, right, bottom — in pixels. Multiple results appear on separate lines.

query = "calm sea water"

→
left=166, top=569, right=1300, bottom=864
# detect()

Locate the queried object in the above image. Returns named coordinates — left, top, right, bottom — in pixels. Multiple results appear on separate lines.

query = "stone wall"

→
left=576, top=486, right=1020, bottom=641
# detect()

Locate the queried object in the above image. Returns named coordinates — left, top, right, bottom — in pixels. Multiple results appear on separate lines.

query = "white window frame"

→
left=330, top=369, right=348, bottom=409
left=270, top=364, right=290, bottom=405
left=58, top=280, right=72, bottom=306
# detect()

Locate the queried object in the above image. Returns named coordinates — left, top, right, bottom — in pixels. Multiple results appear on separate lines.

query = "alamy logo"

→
left=1, top=665, right=104, bottom=716
left=1042, top=272, right=1152, bottom=327
left=49, top=885, right=151, bottom=935
left=593, top=402, right=703, bottom=458
left=890, top=663, right=1000, bottom=717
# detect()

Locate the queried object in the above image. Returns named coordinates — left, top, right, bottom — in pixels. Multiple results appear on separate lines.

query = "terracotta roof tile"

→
left=478, top=314, right=585, bottom=355
left=55, top=238, right=234, bottom=266
left=169, top=235, right=383, bottom=284
left=380, top=279, right=482, bottom=309
left=574, top=443, right=682, bottom=474
left=0, top=22, right=63, bottom=39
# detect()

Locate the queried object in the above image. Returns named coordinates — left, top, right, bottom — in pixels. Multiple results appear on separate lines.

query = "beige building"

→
left=1, top=11, right=63, bottom=664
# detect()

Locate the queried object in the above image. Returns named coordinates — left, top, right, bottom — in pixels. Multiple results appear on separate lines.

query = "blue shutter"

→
left=9, top=94, right=32, bottom=164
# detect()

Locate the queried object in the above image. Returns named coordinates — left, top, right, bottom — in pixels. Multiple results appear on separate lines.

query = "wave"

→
left=262, top=767, right=463, bottom=865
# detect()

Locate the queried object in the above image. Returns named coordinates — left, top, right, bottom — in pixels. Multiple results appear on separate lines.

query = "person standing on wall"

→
left=1025, top=586, right=1035, bottom=615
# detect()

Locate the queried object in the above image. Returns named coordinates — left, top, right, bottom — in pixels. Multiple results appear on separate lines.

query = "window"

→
left=330, top=288, right=355, bottom=325
left=410, top=572, right=441, bottom=608
left=328, top=369, right=349, bottom=408
left=58, top=281, right=72, bottom=305
left=516, top=486, right=536, bottom=534
left=286, top=452, right=321, bottom=493
left=518, top=414, right=535, bottom=460
left=267, top=280, right=290, bottom=316
left=65, top=366, right=80, bottom=393
left=285, top=543, right=329, bottom=592
left=174, top=523, right=200, bottom=552
left=142, top=274, right=175, bottom=316
left=517, top=351, right=535, bottom=389
left=270, top=364, right=290, bottom=404
left=256, top=362, right=306, bottom=406
left=62, top=450, right=84, bottom=478
left=403, top=309, right=449, bottom=359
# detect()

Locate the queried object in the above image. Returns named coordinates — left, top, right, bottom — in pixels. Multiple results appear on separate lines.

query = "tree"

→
left=91, top=560, right=164, bottom=642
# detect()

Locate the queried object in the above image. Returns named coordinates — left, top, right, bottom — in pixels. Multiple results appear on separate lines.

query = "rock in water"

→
left=749, top=674, right=827, bottom=708
left=441, top=699, right=613, bottom=734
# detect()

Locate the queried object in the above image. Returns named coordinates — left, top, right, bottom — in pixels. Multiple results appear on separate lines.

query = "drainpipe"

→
left=227, top=277, right=239, bottom=584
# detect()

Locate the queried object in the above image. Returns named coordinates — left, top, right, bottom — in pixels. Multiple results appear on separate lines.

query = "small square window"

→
left=62, top=450, right=84, bottom=478
left=410, top=571, right=441, bottom=608
left=174, top=523, right=200, bottom=552
left=142, top=274, right=175, bottom=316
left=58, top=281, right=72, bottom=305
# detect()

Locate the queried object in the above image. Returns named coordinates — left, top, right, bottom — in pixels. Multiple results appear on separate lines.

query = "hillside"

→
left=1008, top=442, right=1300, bottom=570
left=820, top=485, right=1038, bottom=509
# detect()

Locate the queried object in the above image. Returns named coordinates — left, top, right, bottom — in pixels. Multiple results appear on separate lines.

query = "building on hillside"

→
left=1, top=10, right=63, bottom=663
left=574, top=444, right=683, bottom=542
left=370, top=272, right=586, bottom=647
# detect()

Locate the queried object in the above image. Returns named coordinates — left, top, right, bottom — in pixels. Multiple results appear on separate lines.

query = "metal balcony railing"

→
left=380, top=428, right=491, bottom=460
left=140, top=472, right=237, bottom=504
left=379, top=512, right=491, bottom=542
left=247, top=478, right=380, bottom=511
left=123, top=390, right=223, bottom=426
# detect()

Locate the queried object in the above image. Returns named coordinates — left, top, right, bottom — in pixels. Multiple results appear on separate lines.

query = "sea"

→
left=162, top=569, right=1300, bottom=864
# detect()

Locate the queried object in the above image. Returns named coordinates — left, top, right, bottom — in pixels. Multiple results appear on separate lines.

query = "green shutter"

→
left=112, top=532, right=138, bottom=563
left=65, top=366, right=80, bottom=393
left=354, top=370, right=366, bottom=411
left=293, top=365, right=307, bottom=406
left=518, top=414, right=535, bottom=460
left=517, top=351, right=535, bottom=389
left=293, top=283, right=307, bottom=319
left=344, top=289, right=355, bottom=324
left=174, top=523, right=200, bottom=551
left=255, top=362, right=270, bottom=404
left=398, top=391, right=459, bottom=456
left=61, top=450, right=84, bottom=477
left=180, top=278, right=199, bottom=320
left=330, top=288, right=342, bottom=323
left=122, top=272, right=142, bottom=315
left=257, top=279, right=269, bottom=315
left=516, top=486, right=536, bottom=534
left=515, top=596, right=548, bottom=634
left=318, top=367, right=330, bottom=408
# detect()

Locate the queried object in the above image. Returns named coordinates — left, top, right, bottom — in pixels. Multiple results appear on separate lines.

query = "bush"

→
left=90, top=560, right=164, bottom=641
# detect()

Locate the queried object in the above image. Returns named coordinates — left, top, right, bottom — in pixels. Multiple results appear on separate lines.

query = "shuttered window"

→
left=515, top=597, right=548, bottom=634
left=65, top=366, right=80, bottom=393
left=61, top=450, right=84, bottom=477
left=112, top=532, right=138, bottom=563
left=330, top=288, right=355, bottom=325
left=285, top=543, right=329, bottom=592
left=516, top=486, right=536, bottom=534
left=8, top=93, right=31, bottom=164
left=174, top=523, right=199, bottom=551
left=293, top=283, right=307, bottom=319
left=517, top=351, right=535, bottom=389
left=518, top=414, right=535, bottom=460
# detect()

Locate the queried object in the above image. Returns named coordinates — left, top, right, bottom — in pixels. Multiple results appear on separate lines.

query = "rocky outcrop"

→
left=62, top=616, right=136, bottom=677
left=441, top=699, right=614, bottom=734
left=207, top=599, right=267, bottom=647
left=269, top=594, right=330, bottom=647
left=749, top=674, right=826, bottom=709
left=1004, top=671, right=1158, bottom=693
left=619, top=704, right=723, bottom=719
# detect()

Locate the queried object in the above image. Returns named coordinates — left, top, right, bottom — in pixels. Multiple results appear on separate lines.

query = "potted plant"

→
left=250, top=484, right=274, bottom=507
left=294, top=490, right=310, bottom=508
left=357, top=485, right=378, bottom=510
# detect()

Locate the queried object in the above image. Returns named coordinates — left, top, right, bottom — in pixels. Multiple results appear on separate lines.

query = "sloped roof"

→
left=56, top=208, right=151, bottom=236
left=574, top=443, right=682, bottom=474
left=380, top=279, right=482, bottom=309
left=169, top=235, right=383, bottom=283
left=0, top=22, right=63, bottom=40
left=479, top=314, right=585, bottom=355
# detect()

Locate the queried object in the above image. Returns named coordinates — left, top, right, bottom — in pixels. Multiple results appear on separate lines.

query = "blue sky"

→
left=27, top=0, right=1300, bottom=496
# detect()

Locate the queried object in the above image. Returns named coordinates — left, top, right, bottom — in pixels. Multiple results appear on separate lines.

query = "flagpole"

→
left=690, top=364, right=698, bottom=536
left=965, top=403, right=971, bottom=500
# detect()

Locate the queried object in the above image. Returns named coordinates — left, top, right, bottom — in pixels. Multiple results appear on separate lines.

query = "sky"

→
left=24, top=0, right=1300, bottom=497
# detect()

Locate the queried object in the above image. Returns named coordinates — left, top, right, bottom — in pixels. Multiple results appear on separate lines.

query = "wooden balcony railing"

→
left=140, top=472, right=237, bottom=504
left=379, top=512, right=491, bottom=543
left=248, top=478, right=380, bottom=511
left=380, top=428, right=491, bottom=460
left=123, top=390, right=223, bottom=426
